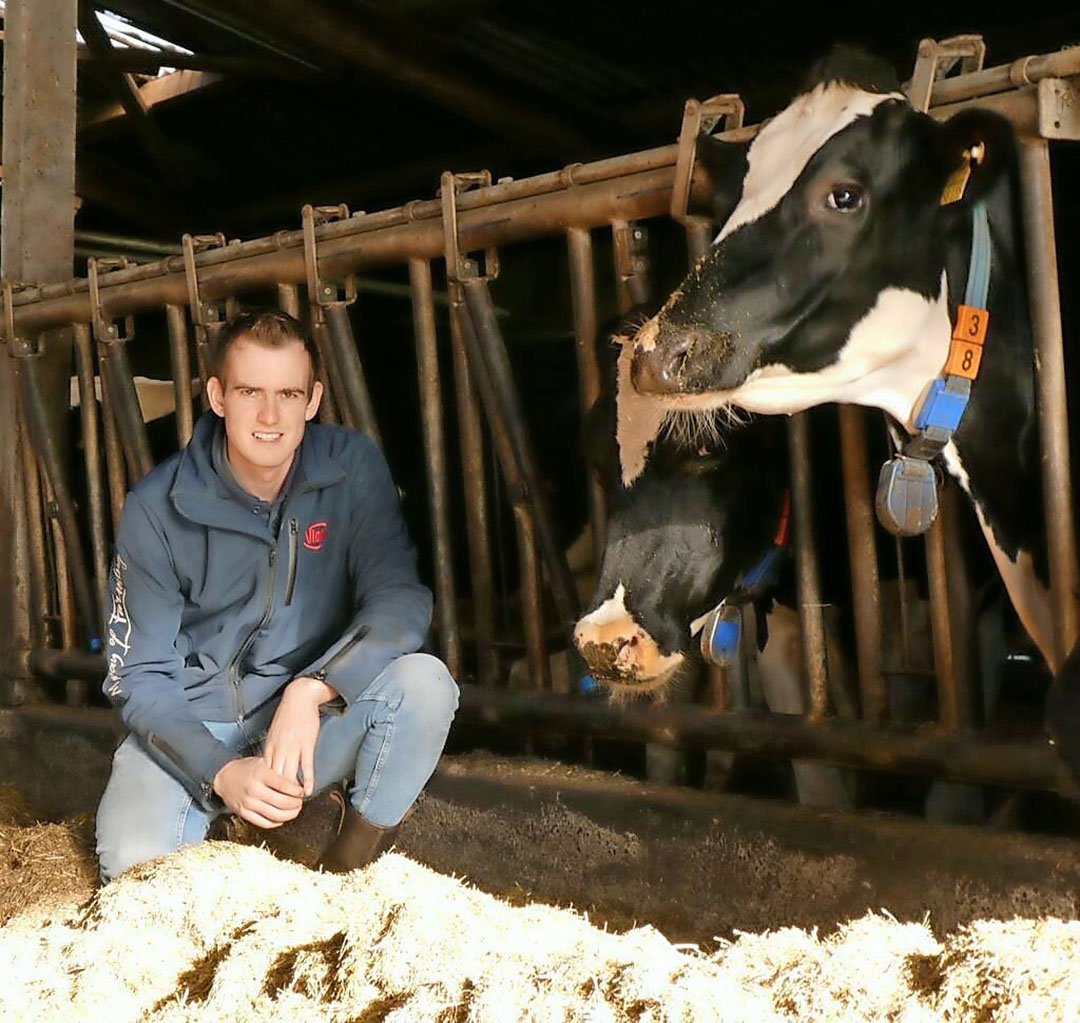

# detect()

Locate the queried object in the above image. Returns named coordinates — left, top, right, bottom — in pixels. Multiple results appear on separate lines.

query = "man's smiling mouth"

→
left=253, top=432, right=283, bottom=441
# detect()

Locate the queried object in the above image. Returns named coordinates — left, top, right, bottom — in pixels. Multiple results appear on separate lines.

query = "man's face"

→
left=206, top=338, right=323, bottom=479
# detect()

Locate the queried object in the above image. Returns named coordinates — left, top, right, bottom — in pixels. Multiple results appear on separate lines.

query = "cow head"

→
left=630, top=47, right=1019, bottom=429
left=573, top=400, right=788, bottom=698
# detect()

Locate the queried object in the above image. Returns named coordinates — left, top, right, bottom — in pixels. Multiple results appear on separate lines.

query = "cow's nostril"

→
left=632, top=327, right=702, bottom=394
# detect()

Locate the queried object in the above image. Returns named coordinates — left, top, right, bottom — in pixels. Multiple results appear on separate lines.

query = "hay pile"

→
left=0, top=784, right=98, bottom=926
left=2, top=839, right=1080, bottom=1022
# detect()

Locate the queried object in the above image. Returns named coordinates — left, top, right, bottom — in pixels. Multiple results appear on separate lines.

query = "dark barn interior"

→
left=3, top=0, right=1080, bottom=950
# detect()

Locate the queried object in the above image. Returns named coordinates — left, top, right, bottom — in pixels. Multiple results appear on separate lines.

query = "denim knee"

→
left=386, top=652, right=459, bottom=725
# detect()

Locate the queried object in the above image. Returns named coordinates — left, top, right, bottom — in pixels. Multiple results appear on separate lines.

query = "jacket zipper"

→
left=227, top=545, right=277, bottom=724
left=284, top=518, right=299, bottom=607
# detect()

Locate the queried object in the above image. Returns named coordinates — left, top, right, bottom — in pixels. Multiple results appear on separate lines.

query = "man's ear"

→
left=305, top=379, right=324, bottom=422
left=692, top=133, right=750, bottom=226
left=206, top=376, right=226, bottom=417
left=936, top=107, right=1018, bottom=208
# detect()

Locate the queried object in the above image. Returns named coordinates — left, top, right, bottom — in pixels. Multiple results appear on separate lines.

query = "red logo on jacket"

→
left=304, top=521, right=328, bottom=551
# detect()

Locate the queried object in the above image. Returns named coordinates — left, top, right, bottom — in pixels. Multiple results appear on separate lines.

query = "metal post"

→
left=310, top=313, right=351, bottom=428
left=278, top=283, right=338, bottom=425
left=460, top=275, right=580, bottom=629
left=17, top=398, right=49, bottom=648
left=98, top=334, right=154, bottom=482
left=73, top=323, right=110, bottom=621
left=685, top=221, right=712, bottom=267
left=100, top=381, right=128, bottom=535
left=838, top=406, right=886, bottom=724
left=787, top=414, right=830, bottom=721
left=322, top=302, right=383, bottom=446
left=566, top=227, right=606, bottom=557
left=448, top=285, right=499, bottom=687
left=1019, top=138, right=1080, bottom=667
left=611, top=219, right=650, bottom=313
left=409, top=258, right=461, bottom=679
left=941, top=482, right=977, bottom=728
left=165, top=305, right=196, bottom=448
left=925, top=516, right=960, bottom=731
left=1, top=0, right=78, bottom=684
left=450, top=290, right=552, bottom=687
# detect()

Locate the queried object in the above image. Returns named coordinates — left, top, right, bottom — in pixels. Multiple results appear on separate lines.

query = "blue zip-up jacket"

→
left=104, top=411, right=433, bottom=808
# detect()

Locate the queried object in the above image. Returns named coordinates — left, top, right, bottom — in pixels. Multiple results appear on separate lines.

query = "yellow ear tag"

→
left=940, top=143, right=986, bottom=207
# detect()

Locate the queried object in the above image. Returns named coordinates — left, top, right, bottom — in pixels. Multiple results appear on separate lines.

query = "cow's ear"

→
left=694, top=133, right=750, bottom=225
left=937, top=108, right=1018, bottom=208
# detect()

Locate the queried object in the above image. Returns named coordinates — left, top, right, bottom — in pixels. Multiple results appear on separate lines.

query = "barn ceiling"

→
left=4, top=0, right=1080, bottom=246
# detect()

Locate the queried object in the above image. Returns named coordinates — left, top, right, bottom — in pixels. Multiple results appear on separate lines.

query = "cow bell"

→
left=699, top=603, right=742, bottom=668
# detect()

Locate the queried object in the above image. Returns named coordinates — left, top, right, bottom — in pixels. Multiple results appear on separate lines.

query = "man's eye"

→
left=826, top=184, right=865, bottom=213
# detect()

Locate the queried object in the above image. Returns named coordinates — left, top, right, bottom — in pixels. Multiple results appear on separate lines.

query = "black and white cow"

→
left=626, top=47, right=1078, bottom=771
left=573, top=324, right=855, bottom=808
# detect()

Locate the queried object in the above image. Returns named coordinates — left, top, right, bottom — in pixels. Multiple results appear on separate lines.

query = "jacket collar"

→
left=170, top=412, right=346, bottom=537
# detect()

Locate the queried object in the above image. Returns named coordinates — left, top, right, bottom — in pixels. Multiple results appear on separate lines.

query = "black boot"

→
left=317, top=786, right=401, bottom=874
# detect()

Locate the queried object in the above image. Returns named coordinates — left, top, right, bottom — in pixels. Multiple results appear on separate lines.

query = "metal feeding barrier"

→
left=3, top=37, right=1080, bottom=796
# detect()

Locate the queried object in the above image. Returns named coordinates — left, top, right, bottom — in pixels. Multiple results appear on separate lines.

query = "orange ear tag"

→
left=940, top=162, right=971, bottom=206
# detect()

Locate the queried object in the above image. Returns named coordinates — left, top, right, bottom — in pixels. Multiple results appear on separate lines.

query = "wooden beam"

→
left=82, top=69, right=222, bottom=128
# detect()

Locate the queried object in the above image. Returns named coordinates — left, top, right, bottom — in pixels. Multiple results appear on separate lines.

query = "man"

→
left=96, top=308, right=458, bottom=882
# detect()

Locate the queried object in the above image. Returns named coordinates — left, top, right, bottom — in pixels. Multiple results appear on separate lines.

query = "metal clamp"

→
left=1, top=280, right=41, bottom=358
left=87, top=257, right=136, bottom=345
left=670, top=94, right=745, bottom=224
left=182, top=233, right=231, bottom=329
left=906, top=35, right=987, bottom=113
left=302, top=203, right=358, bottom=308
left=440, top=170, right=499, bottom=283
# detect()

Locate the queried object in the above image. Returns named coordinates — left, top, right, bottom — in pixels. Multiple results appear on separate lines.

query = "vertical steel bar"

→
left=452, top=289, right=552, bottom=686
left=448, top=284, right=499, bottom=687
left=310, top=313, right=351, bottom=428
left=837, top=405, right=886, bottom=724
left=925, top=515, right=960, bottom=731
left=941, top=482, right=976, bottom=728
left=42, top=472, right=83, bottom=702
left=685, top=221, right=712, bottom=267
left=409, top=258, right=462, bottom=679
left=73, top=323, right=110, bottom=622
left=787, top=413, right=829, bottom=721
left=17, top=394, right=49, bottom=648
left=611, top=219, right=649, bottom=313
left=566, top=227, right=606, bottom=558
left=99, top=366, right=128, bottom=535
left=460, top=276, right=580, bottom=628
left=1019, top=138, right=1080, bottom=667
left=165, top=304, right=195, bottom=448
left=323, top=303, right=383, bottom=446
left=279, top=283, right=339, bottom=425
left=98, top=335, right=154, bottom=482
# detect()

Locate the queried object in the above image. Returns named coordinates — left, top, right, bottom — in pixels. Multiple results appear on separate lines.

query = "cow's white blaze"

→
left=716, top=83, right=903, bottom=244
left=942, top=443, right=1057, bottom=672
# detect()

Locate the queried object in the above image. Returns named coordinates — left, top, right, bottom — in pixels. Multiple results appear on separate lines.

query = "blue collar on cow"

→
left=693, top=490, right=791, bottom=669
left=875, top=198, right=991, bottom=538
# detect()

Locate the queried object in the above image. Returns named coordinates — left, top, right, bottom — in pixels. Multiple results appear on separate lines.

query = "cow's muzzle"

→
left=630, top=322, right=731, bottom=395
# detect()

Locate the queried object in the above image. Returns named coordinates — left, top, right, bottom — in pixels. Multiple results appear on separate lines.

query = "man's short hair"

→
left=210, top=308, right=321, bottom=388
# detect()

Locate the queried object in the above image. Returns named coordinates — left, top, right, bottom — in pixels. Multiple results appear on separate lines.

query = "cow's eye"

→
left=826, top=184, right=865, bottom=213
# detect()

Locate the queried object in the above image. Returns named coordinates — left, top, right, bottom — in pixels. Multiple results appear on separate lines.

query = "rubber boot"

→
left=317, top=785, right=401, bottom=874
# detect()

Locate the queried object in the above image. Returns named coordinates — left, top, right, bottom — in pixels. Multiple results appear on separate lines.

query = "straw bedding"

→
left=1, top=830, right=1079, bottom=1023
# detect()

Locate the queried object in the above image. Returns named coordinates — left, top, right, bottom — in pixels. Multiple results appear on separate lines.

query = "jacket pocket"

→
left=284, top=518, right=299, bottom=607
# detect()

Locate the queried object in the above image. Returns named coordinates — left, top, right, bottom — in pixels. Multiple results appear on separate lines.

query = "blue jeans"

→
left=96, top=653, right=458, bottom=882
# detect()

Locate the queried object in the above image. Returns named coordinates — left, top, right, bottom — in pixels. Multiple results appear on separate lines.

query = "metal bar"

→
left=925, top=516, right=960, bottom=731
left=941, top=483, right=977, bottom=728
left=1019, top=138, right=1080, bottom=668
left=165, top=304, right=196, bottom=448
left=17, top=394, right=49, bottom=648
left=409, top=258, right=461, bottom=679
left=611, top=219, right=650, bottom=313
left=685, top=221, right=712, bottom=267
left=41, top=472, right=83, bottom=704
left=23, top=646, right=1067, bottom=793
left=309, top=313, right=347, bottom=427
left=451, top=290, right=551, bottom=686
left=448, top=285, right=498, bottom=687
left=787, top=413, right=830, bottom=721
left=73, top=323, right=110, bottom=621
left=100, top=374, right=128, bottom=536
left=566, top=227, right=606, bottom=558
left=278, top=283, right=338, bottom=425
left=837, top=405, right=886, bottom=724
left=16, top=360, right=98, bottom=643
left=98, top=337, right=154, bottom=482
left=460, top=276, right=580, bottom=628
left=322, top=302, right=383, bottom=446
left=922, top=45, right=1080, bottom=107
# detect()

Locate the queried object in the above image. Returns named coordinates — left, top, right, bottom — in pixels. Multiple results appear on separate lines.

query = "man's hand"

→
left=262, top=676, right=340, bottom=796
left=212, top=757, right=304, bottom=829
